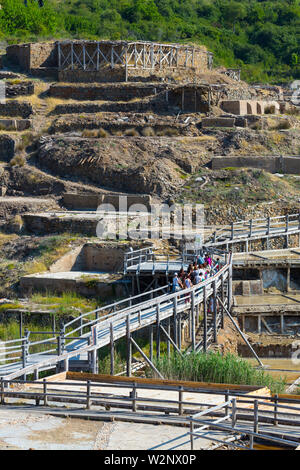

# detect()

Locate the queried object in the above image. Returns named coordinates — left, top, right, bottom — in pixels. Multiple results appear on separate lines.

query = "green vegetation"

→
left=148, top=351, right=287, bottom=394
left=31, top=291, right=100, bottom=315
left=0, top=0, right=299, bottom=83
left=179, top=168, right=300, bottom=207
left=23, top=233, right=81, bottom=275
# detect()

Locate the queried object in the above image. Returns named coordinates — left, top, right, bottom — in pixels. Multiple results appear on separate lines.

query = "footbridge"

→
left=1, top=213, right=297, bottom=381
left=206, top=213, right=300, bottom=252
left=0, top=254, right=233, bottom=381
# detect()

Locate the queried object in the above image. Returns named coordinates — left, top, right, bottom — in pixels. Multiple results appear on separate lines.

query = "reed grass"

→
left=149, top=352, right=286, bottom=394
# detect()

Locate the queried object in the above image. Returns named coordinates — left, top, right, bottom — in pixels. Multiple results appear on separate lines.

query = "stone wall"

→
left=62, top=192, right=152, bottom=211
left=5, top=82, right=34, bottom=98
left=211, top=155, right=300, bottom=175
left=221, top=100, right=280, bottom=115
left=6, top=44, right=31, bottom=71
left=0, top=119, right=31, bottom=131
left=6, top=42, right=57, bottom=72
left=51, top=97, right=168, bottom=115
left=49, top=83, right=167, bottom=101
left=0, top=101, right=33, bottom=118
left=232, top=280, right=263, bottom=295
left=0, top=135, right=15, bottom=161
left=20, top=272, right=127, bottom=299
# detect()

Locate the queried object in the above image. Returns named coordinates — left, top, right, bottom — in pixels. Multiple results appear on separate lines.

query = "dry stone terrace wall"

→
left=51, top=97, right=169, bottom=115
left=0, top=101, right=33, bottom=118
left=5, top=82, right=34, bottom=98
left=0, top=135, right=15, bottom=162
left=63, top=193, right=152, bottom=211
left=49, top=83, right=167, bottom=101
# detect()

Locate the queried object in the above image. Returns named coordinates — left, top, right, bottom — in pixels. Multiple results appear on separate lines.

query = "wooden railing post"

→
left=43, top=379, right=48, bottom=406
left=231, top=398, right=237, bottom=428
left=225, top=390, right=230, bottom=417
left=132, top=382, right=137, bottom=412
left=273, top=394, right=278, bottom=426
left=190, top=419, right=194, bottom=450
left=86, top=380, right=91, bottom=410
left=0, top=378, right=5, bottom=405
left=178, top=386, right=183, bottom=415
left=191, top=291, right=196, bottom=350
left=126, top=315, right=132, bottom=377
left=254, top=399, right=259, bottom=434
left=267, top=216, right=270, bottom=235
left=249, top=219, right=253, bottom=237
left=173, top=296, right=178, bottom=347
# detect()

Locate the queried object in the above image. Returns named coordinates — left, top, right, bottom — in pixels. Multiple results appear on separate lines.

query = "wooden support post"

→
left=287, top=266, right=291, bottom=293
left=43, top=379, right=48, bottom=406
left=167, top=318, right=171, bottom=358
left=58, top=43, right=61, bottom=69
left=150, top=325, right=153, bottom=363
left=190, top=420, right=194, bottom=450
left=92, top=349, right=97, bottom=374
left=178, top=386, right=183, bottom=415
left=83, top=44, right=86, bottom=71
left=178, top=312, right=182, bottom=351
left=125, top=46, right=128, bottom=82
left=132, top=383, right=137, bottom=412
left=280, top=314, right=285, bottom=334
left=86, top=380, right=91, bottom=410
left=249, top=219, right=253, bottom=237
left=20, top=312, right=23, bottom=339
left=191, top=291, right=196, bottom=350
left=273, top=394, right=278, bottom=426
left=221, top=274, right=225, bottom=329
left=228, top=263, right=233, bottom=311
left=231, top=398, right=237, bottom=428
left=203, top=286, right=207, bottom=352
left=173, top=296, right=178, bottom=346
left=71, top=42, right=74, bottom=70
left=156, top=305, right=161, bottom=360
left=253, top=399, right=259, bottom=434
left=225, top=390, right=230, bottom=417
left=126, top=315, right=132, bottom=377
left=257, top=315, right=262, bottom=335
left=110, top=322, right=114, bottom=375
left=0, top=378, right=5, bottom=405
left=213, top=280, right=217, bottom=343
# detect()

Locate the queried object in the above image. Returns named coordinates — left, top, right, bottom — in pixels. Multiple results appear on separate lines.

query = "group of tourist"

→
left=172, top=253, right=221, bottom=293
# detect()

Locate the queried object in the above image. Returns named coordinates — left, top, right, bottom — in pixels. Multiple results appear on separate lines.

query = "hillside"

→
left=0, top=0, right=299, bottom=83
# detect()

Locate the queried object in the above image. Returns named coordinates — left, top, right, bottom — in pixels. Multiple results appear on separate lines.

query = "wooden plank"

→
left=66, top=372, right=263, bottom=392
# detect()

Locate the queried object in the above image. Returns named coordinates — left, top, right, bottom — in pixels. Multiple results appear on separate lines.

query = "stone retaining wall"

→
left=5, top=82, right=34, bottom=98
left=49, top=83, right=167, bottom=101
left=0, top=119, right=31, bottom=131
left=0, top=135, right=15, bottom=161
left=0, top=100, right=33, bottom=118
left=211, top=155, right=300, bottom=175
left=62, top=192, right=152, bottom=211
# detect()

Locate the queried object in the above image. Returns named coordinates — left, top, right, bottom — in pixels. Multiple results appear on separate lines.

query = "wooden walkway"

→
left=0, top=259, right=232, bottom=380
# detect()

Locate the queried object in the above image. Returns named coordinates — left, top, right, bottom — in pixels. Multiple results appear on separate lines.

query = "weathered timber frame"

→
left=57, top=41, right=213, bottom=81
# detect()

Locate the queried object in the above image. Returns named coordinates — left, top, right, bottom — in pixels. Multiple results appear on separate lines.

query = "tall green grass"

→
left=149, top=352, right=286, bottom=394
